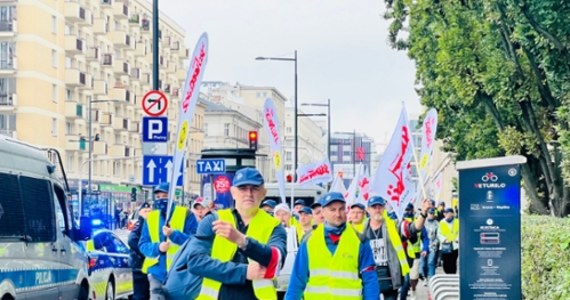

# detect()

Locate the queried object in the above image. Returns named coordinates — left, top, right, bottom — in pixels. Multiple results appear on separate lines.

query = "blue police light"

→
left=91, top=219, right=103, bottom=227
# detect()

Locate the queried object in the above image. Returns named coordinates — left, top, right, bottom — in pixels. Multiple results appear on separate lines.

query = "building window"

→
left=204, top=123, right=208, bottom=137
left=65, top=122, right=73, bottom=135
left=224, top=123, right=229, bottom=136
left=52, top=84, right=57, bottom=103
left=51, top=15, right=56, bottom=33
left=285, top=151, right=292, bottom=161
left=51, top=49, right=57, bottom=67
left=51, top=118, right=57, bottom=136
left=286, top=127, right=292, bottom=133
left=343, top=151, right=350, bottom=156
left=66, top=89, right=72, bottom=101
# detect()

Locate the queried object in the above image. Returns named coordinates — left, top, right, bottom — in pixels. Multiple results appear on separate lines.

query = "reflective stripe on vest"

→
left=440, top=218, right=459, bottom=242
left=198, top=209, right=280, bottom=300
left=304, top=224, right=362, bottom=300
left=384, top=211, right=410, bottom=276
left=141, top=206, right=187, bottom=274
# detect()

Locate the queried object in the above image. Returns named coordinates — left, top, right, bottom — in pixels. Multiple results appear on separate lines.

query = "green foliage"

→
left=522, top=215, right=570, bottom=299
left=382, top=0, right=570, bottom=216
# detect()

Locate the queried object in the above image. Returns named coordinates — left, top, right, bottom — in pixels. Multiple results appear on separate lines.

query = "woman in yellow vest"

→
left=438, top=208, right=459, bottom=274
left=285, top=192, right=379, bottom=299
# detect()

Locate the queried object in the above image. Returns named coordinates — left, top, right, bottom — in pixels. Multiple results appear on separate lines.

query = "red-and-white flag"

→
left=329, top=171, right=347, bottom=195
left=296, top=159, right=333, bottom=187
left=370, top=106, right=415, bottom=220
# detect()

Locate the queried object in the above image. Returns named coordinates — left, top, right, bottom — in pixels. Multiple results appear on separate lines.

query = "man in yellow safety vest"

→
left=165, top=167, right=287, bottom=300
left=285, top=192, right=380, bottom=299
left=138, top=182, right=196, bottom=300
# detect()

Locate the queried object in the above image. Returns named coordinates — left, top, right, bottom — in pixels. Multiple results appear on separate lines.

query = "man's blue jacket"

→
left=138, top=204, right=196, bottom=282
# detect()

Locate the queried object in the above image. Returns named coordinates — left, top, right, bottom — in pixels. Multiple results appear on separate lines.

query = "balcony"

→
left=65, top=36, right=84, bottom=54
left=0, top=93, right=16, bottom=111
left=65, top=69, right=88, bottom=87
left=130, top=67, right=140, bottom=80
left=101, top=0, right=112, bottom=8
left=109, top=87, right=129, bottom=102
left=93, top=141, right=108, bottom=155
left=99, top=112, right=112, bottom=125
left=65, top=138, right=83, bottom=151
left=112, top=58, right=129, bottom=75
left=86, top=47, right=99, bottom=61
left=0, top=20, right=17, bottom=37
left=110, top=31, right=131, bottom=48
left=129, top=121, right=139, bottom=132
left=65, top=101, right=83, bottom=118
left=64, top=2, right=87, bottom=24
left=112, top=2, right=128, bottom=19
left=128, top=14, right=139, bottom=26
left=92, top=18, right=109, bottom=35
left=111, top=144, right=126, bottom=156
left=141, top=18, right=150, bottom=31
left=112, top=116, right=125, bottom=130
left=93, top=80, right=108, bottom=95
left=134, top=43, right=147, bottom=56
left=171, top=41, right=180, bottom=51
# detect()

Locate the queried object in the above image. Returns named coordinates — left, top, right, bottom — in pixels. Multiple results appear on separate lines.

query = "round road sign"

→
left=142, top=90, right=169, bottom=116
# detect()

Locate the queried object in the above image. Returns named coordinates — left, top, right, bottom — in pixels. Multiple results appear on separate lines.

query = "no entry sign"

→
left=142, top=90, right=168, bottom=116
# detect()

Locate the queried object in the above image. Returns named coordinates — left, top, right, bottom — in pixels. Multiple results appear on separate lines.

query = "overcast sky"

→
left=158, top=0, right=422, bottom=150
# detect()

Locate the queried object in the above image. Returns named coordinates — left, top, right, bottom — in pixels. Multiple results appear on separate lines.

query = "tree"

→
left=382, top=0, right=570, bottom=216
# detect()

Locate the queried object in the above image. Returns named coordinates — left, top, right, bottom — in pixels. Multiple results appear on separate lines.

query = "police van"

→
left=0, top=135, right=92, bottom=299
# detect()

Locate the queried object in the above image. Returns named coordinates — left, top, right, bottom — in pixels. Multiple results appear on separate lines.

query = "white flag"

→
left=329, top=172, right=347, bottom=195
left=370, top=106, right=415, bottom=220
left=167, top=33, right=208, bottom=219
left=418, top=108, right=438, bottom=184
left=263, top=98, right=286, bottom=204
left=296, top=159, right=333, bottom=187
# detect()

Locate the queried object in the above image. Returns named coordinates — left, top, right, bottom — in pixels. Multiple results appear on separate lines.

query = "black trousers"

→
left=132, top=270, right=150, bottom=300
left=442, top=249, right=459, bottom=274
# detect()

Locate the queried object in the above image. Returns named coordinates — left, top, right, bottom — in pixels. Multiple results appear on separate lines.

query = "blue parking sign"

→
left=142, top=117, right=168, bottom=142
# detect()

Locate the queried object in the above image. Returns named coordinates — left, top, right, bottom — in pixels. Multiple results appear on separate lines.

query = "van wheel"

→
left=78, top=281, right=89, bottom=300
left=104, top=280, right=115, bottom=300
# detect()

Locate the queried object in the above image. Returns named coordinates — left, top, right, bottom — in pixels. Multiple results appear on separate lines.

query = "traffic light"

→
left=248, top=131, right=258, bottom=150
left=130, top=187, right=137, bottom=202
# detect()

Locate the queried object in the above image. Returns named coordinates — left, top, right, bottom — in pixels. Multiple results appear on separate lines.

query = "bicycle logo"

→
left=482, top=172, right=498, bottom=182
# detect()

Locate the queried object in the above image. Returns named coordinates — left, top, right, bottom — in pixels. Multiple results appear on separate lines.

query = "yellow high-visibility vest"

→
left=403, top=217, right=416, bottom=259
left=439, top=218, right=459, bottom=242
left=383, top=211, right=410, bottom=276
left=198, top=209, right=280, bottom=300
left=141, top=206, right=187, bottom=274
left=351, top=219, right=366, bottom=234
left=304, top=224, right=362, bottom=299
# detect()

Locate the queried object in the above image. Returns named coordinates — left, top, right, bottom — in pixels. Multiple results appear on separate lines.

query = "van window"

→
left=0, top=173, right=56, bottom=242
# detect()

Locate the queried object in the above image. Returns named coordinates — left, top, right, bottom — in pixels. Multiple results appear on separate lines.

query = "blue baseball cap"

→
left=428, top=208, right=436, bottom=214
left=154, top=182, right=169, bottom=194
left=299, top=206, right=312, bottom=215
left=321, top=192, right=346, bottom=207
left=294, top=199, right=306, bottom=206
left=232, top=167, right=264, bottom=187
left=368, top=196, right=387, bottom=207
left=310, top=200, right=322, bottom=208
left=405, top=203, right=414, bottom=211
left=260, top=199, right=277, bottom=209
left=350, top=203, right=366, bottom=210
left=444, top=207, right=454, bottom=213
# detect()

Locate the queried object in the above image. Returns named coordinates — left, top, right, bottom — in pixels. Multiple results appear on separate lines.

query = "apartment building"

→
left=0, top=0, right=202, bottom=211
left=284, top=106, right=326, bottom=176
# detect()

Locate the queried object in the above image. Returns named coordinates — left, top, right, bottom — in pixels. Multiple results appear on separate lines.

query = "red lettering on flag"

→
left=386, top=126, right=410, bottom=204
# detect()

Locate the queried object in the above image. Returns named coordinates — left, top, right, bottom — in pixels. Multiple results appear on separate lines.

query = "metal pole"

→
left=87, top=96, right=92, bottom=214
left=294, top=50, right=298, bottom=178
left=327, top=98, right=331, bottom=164
left=353, top=129, right=356, bottom=178
left=152, top=0, right=159, bottom=90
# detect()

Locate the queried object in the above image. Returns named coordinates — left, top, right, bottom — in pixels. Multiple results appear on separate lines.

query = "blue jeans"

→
left=399, top=274, right=410, bottom=300
left=427, top=250, right=439, bottom=278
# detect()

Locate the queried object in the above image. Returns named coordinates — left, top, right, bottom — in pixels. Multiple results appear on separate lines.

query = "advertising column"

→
left=457, top=156, right=526, bottom=299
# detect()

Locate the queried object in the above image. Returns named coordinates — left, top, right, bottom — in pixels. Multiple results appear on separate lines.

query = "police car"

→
left=85, top=228, right=133, bottom=299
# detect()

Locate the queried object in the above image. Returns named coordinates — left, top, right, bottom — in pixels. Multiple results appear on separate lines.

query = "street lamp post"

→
left=85, top=98, right=120, bottom=214
left=301, top=99, right=331, bottom=163
left=255, top=50, right=298, bottom=174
